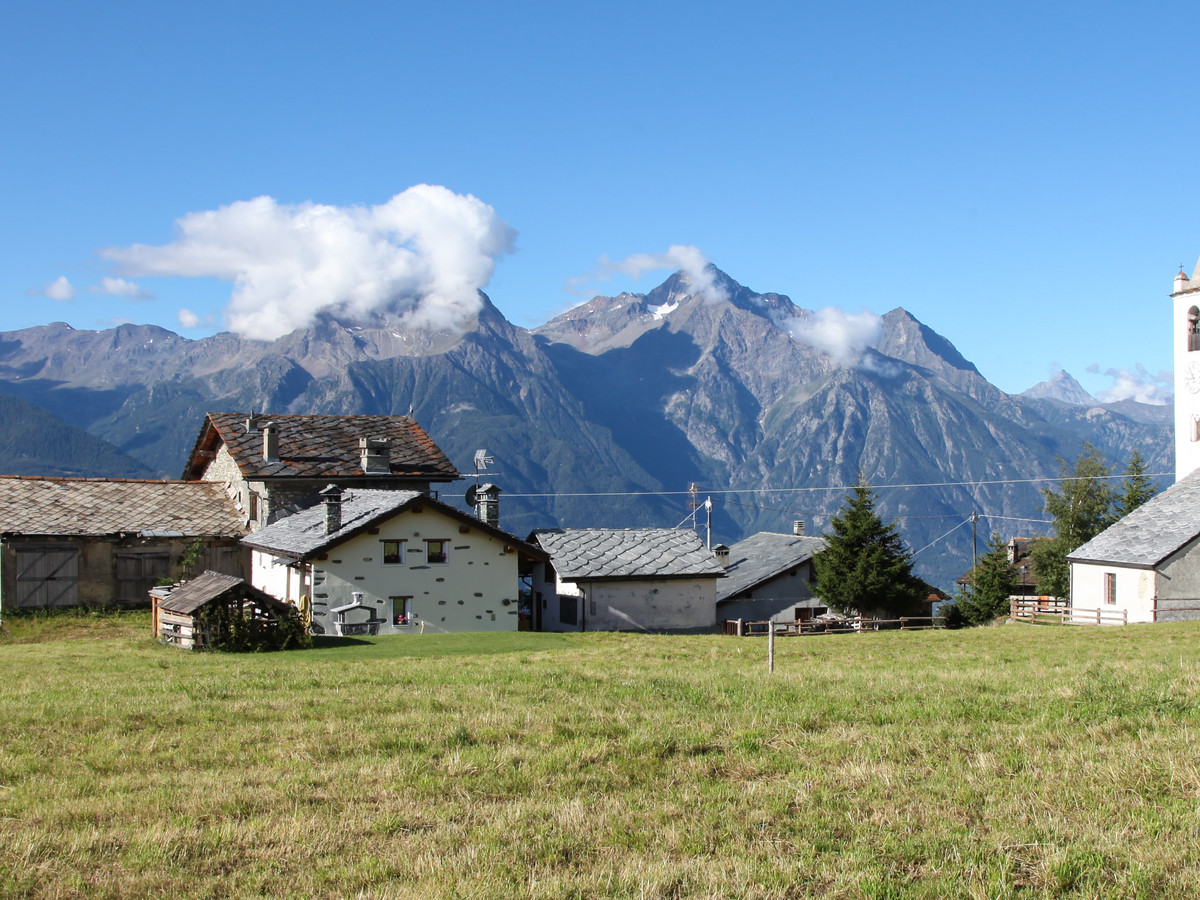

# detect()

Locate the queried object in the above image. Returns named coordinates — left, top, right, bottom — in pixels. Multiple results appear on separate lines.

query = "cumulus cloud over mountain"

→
left=777, top=307, right=883, bottom=366
left=102, top=185, right=517, bottom=340
left=568, top=245, right=729, bottom=304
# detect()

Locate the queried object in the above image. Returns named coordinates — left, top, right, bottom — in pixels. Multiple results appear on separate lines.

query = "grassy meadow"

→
left=2, top=614, right=1200, bottom=899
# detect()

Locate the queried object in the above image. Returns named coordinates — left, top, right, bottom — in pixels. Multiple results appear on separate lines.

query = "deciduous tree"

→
left=1033, top=443, right=1115, bottom=598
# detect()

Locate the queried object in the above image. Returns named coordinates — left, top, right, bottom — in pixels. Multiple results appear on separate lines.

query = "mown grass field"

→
left=2, top=614, right=1199, bottom=899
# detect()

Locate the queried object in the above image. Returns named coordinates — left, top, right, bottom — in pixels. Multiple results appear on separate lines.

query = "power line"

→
left=503, top=472, right=1172, bottom=500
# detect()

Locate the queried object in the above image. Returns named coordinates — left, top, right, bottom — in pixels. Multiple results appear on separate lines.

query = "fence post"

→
left=737, top=618, right=743, bottom=637
left=768, top=625, right=775, bottom=674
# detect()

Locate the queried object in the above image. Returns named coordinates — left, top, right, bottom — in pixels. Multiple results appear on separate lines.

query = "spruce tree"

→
left=954, top=532, right=1017, bottom=625
left=811, top=477, right=925, bottom=615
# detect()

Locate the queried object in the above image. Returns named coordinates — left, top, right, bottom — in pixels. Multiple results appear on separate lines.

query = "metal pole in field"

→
left=768, top=624, right=775, bottom=673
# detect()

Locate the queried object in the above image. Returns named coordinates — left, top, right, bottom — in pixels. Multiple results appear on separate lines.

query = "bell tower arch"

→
left=1171, top=262, right=1200, bottom=480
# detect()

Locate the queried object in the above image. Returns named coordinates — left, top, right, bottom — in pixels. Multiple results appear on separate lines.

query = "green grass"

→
left=2, top=616, right=1200, bottom=898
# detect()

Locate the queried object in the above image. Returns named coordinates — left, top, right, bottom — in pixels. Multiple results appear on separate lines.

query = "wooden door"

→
left=115, top=552, right=170, bottom=605
left=14, top=546, right=80, bottom=608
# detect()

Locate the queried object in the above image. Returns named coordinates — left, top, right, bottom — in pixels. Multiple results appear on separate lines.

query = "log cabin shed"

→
left=152, top=569, right=299, bottom=650
left=0, top=476, right=247, bottom=613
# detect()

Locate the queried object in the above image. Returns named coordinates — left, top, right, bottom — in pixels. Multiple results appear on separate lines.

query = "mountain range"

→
left=0, top=268, right=1172, bottom=591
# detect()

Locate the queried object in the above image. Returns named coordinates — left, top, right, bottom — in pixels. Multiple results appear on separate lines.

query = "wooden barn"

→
left=152, top=570, right=307, bottom=651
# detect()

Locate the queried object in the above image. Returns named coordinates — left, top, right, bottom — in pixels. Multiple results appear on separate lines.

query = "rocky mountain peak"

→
left=1020, top=370, right=1095, bottom=406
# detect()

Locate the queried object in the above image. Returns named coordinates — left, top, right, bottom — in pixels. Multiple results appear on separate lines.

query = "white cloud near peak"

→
left=777, top=307, right=883, bottom=367
left=568, top=245, right=729, bottom=304
left=101, top=185, right=516, bottom=340
left=177, top=308, right=200, bottom=329
left=1087, top=363, right=1172, bottom=405
left=43, top=276, right=76, bottom=301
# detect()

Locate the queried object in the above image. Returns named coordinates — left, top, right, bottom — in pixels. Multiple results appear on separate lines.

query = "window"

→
left=425, top=539, right=448, bottom=564
left=559, top=595, right=577, bottom=625
left=1189, top=306, right=1200, bottom=352
left=1104, top=572, right=1116, bottom=605
left=392, top=596, right=413, bottom=625
left=248, top=491, right=259, bottom=522
left=381, top=540, right=406, bottom=566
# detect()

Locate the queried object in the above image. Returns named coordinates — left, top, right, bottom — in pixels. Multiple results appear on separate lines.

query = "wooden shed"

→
left=152, top=570, right=306, bottom=651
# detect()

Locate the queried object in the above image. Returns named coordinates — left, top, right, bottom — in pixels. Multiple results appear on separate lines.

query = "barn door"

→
left=15, top=547, right=80, bottom=608
left=199, top=544, right=243, bottom=578
left=115, top=552, right=170, bottom=605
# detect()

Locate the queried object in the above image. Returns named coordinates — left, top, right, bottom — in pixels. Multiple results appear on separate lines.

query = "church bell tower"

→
left=1171, top=261, right=1200, bottom=481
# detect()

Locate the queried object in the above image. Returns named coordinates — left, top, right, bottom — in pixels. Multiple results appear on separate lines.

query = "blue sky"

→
left=2, top=1, right=1197, bottom=399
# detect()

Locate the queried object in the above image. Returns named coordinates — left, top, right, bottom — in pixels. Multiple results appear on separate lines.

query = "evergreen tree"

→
left=953, top=532, right=1017, bottom=625
left=1116, top=449, right=1157, bottom=517
left=1032, top=443, right=1115, bottom=598
left=811, top=477, right=925, bottom=615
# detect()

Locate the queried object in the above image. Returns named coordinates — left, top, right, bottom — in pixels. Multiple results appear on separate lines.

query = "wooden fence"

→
left=1009, top=598, right=1128, bottom=626
left=722, top=616, right=945, bottom=637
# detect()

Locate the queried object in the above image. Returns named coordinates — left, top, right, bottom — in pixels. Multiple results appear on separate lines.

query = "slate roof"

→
left=181, top=413, right=460, bottom=482
left=157, top=570, right=282, bottom=615
left=0, top=477, right=246, bottom=538
left=1068, top=468, right=1200, bottom=568
left=715, top=532, right=826, bottom=603
left=243, top=489, right=546, bottom=562
left=531, top=528, right=726, bottom=581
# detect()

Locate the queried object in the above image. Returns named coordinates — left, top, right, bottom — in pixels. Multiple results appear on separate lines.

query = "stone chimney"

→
left=321, top=484, right=343, bottom=535
left=474, top=483, right=501, bottom=528
left=262, top=422, right=279, bottom=462
left=793, top=520, right=806, bottom=536
left=713, top=544, right=730, bottom=567
left=245, top=415, right=262, bottom=433
left=359, top=437, right=391, bottom=474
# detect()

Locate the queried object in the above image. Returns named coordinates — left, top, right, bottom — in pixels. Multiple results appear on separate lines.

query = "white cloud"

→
left=567, top=245, right=729, bottom=304
left=777, top=307, right=883, bottom=367
left=101, top=185, right=517, bottom=340
left=178, top=308, right=200, bottom=329
left=1087, top=363, right=1172, bottom=405
left=42, top=276, right=76, bottom=301
left=91, top=277, right=152, bottom=300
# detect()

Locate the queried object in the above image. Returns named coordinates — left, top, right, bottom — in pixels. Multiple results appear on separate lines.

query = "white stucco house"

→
left=529, top=527, right=725, bottom=632
left=1066, top=260, right=1200, bottom=624
left=1067, top=469, right=1200, bottom=624
left=242, top=485, right=546, bottom=635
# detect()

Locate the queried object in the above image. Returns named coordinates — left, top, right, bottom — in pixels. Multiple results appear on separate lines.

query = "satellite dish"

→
left=465, top=485, right=478, bottom=508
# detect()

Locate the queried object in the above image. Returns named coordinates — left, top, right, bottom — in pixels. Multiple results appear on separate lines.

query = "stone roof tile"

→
left=532, top=528, right=726, bottom=580
left=0, top=477, right=246, bottom=538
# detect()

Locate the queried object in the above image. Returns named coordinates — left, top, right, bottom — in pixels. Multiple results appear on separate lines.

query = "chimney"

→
left=713, top=544, right=730, bottom=567
left=321, top=484, right=343, bottom=535
left=793, top=520, right=806, bottom=536
left=359, top=437, right=391, bottom=474
left=262, top=422, right=279, bottom=462
left=245, top=415, right=262, bottom=433
left=474, top=483, right=501, bottom=528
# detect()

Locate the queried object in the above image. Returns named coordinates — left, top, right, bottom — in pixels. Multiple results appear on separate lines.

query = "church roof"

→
left=1068, top=469, right=1200, bottom=569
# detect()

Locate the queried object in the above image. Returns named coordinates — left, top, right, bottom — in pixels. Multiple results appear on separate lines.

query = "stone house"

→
left=0, top=476, right=246, bottom=612
left=529, top=528, right=725, bottom=632
left=242, top=486, right=546, bottom=635
left=715, top=527, right=827, bottom=625
left=180, top=412, right=460, bottom=531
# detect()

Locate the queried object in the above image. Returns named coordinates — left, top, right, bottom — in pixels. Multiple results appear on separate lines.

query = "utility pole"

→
left=971, top=510, right=979, bottom=570
left=704, top=496, right=713, bottom=549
